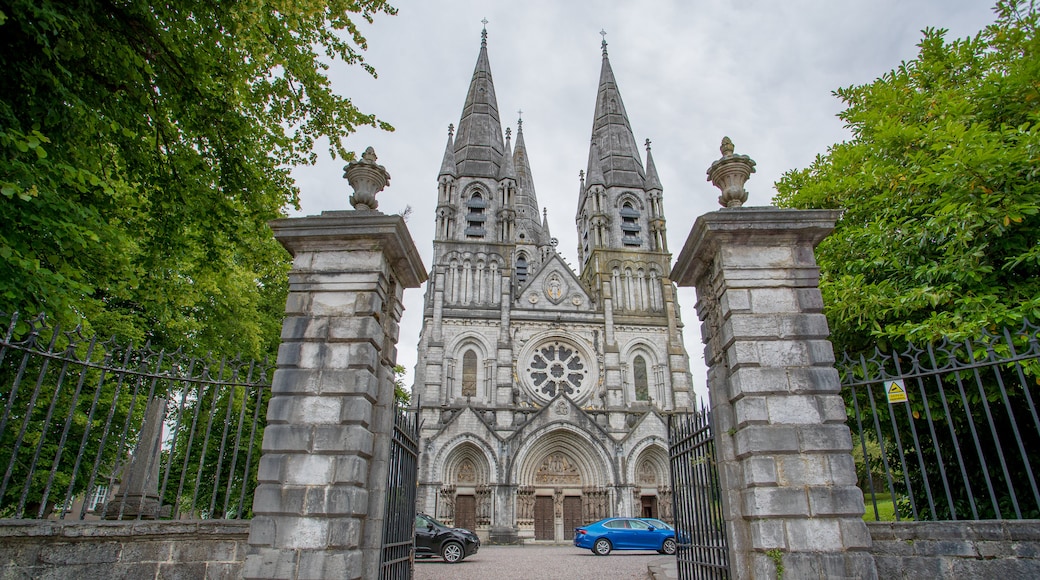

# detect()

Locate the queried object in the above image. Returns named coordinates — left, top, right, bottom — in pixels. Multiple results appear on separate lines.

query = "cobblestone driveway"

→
left=413, top=544, right=660, bottom=580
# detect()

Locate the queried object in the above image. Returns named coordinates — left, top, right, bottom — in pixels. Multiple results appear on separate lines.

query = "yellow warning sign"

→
left=886, top=380, right=908, bottom=404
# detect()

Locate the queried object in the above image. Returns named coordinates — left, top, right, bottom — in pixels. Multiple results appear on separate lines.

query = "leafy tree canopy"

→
left=774, top=0, right=1040, bottom=354
left=0, top=0, right=395, bottom=358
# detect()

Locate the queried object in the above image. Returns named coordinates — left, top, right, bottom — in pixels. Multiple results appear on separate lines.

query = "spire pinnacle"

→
left=585, top=40, right=644, bottom=189
left=600, top=29, right=608, bottom=56
left=481, top=18, right=488, bottom=46
left=645, top=137, right=662, bottom=191
left=453, top=24, right=505, bottom=178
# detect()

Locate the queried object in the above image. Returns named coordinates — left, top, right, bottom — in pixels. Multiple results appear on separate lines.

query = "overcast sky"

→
left=290, top=0, right=997, bottom=403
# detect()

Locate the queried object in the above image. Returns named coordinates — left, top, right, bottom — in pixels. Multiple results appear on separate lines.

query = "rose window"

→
left=526, top=340, right=588, bottom=398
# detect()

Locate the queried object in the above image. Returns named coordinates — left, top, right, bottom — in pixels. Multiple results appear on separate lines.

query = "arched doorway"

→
left=440, top=442, right=492, bottom=531
left=514, top=428, right=611, bottom=542
left=632, top=444, right=672, bottom=523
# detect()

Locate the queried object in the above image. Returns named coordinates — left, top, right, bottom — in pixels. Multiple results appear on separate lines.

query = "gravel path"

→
left=413, top=544, right=661, bottom=580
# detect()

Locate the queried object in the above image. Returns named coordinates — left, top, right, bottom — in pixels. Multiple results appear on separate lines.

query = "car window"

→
left=604, top=519, right=628, bottom=529
left=628, top=519, right=650, bottom=530
left=415, top=515, right=429, bottom=528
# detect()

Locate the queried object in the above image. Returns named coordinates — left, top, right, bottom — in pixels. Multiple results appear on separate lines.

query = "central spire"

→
left=585, top=35, right=645, bottom=189
left=454, top=26, right=505, bottom=178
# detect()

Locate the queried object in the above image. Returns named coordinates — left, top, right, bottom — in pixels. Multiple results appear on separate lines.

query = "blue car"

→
left=574, top=517, right=677, bottom=556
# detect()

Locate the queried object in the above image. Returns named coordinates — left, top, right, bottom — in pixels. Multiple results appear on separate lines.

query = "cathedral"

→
left=412, top=28, right=695, bottom=543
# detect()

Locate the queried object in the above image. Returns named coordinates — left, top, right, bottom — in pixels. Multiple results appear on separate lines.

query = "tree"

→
left=0, top=0, right=396, bottom=359
left=393, top=364, right=411, bottom=406
left=775, top=1, right=1040, bottom=521
left=774, top=0, right=1040, bottom=355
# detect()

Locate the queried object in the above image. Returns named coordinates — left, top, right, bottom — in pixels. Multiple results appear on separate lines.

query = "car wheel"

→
left=441, top=541, right=464, bottom=563
left=593, top=538, right=612, bottom=556
left=661, top=537, right=677, bottom=555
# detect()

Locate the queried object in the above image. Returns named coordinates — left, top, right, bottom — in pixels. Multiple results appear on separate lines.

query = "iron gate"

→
left=668, top=408, right=729, bottom=580
left=379, top=403, right=420, bottom=579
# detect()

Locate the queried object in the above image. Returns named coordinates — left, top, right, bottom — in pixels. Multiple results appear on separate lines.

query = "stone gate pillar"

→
left=244, top=148, right=426, bottom=579
left=671, top=139, right=876, bottom=579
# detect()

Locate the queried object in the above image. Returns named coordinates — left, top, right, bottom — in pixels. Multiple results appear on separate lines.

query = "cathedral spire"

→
left=498, top=127, right=517, bottom=180
left=511, top=114, right=544, bottom=242
left=585, top=35, right=645, bottom=190
left=439, top=124, right=457, bottom=178
left=454, top=26, right=505, bottom=178
left=513, top=114, right=539, bottom=215
left=644, top=138, right=662, bottom=191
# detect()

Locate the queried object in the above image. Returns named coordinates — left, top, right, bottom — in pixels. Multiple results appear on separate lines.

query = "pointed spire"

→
left=644, top=138, right=662, bottom=191
left=498, top=127, right=517, bottom=180
left=585, top=35, right=645, bottom=189
left=542, top=207, right=552, bottom=238
left=439, top=124, right=457, bottom=178
left=454, top=26, right=505, bottom=178
left=513, top=114, right=537, bottom=203
left=512, top=114, right=544, bottom=240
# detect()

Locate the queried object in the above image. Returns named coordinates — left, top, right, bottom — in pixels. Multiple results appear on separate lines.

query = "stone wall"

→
left=868, top=520, right=1040, bottom=580
left=0, top=519, right=249, bottom=579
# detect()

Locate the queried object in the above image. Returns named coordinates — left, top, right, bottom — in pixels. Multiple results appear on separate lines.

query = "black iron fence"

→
left=839, top=319, right=1040, bottom=521
left=668, top=408, right=729, bottom=580
left=0, top=312, right=271, bottom=520
left=379, top=403, right=420, bottom=579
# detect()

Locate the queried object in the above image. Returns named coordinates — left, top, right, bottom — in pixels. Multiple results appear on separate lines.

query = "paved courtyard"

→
left=413, top=544, right=664, bottom=580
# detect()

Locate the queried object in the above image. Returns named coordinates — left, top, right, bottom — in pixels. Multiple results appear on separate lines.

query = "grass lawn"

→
left=862, top=492, right=898, bottom=521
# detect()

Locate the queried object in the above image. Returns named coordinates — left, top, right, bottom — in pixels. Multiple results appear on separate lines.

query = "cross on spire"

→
left=481, top=18, right=488, bottom=45
left=600, top=29, right=608, bottom=55
left=645, top=138, right=652, bottom=151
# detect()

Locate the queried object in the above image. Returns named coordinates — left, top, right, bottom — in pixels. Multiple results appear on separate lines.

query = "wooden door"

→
left=456, top=495, right=476, bottom=531
left=534, top=496, right=554, bottom=540
left=562, top=496, right=582, bottom=538
left=641, top=495, right=657, bottom=519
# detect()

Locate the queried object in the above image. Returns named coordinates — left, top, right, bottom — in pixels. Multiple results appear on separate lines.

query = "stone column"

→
left=104, top=396, right=166, bottom=519
left=244, top=148, right=426, bottom=580
left=671, top=140, right=876, bottom=579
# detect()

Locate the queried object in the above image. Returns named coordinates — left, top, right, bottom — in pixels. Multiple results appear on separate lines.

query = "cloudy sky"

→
left=290, top=0, right=997, bottom=402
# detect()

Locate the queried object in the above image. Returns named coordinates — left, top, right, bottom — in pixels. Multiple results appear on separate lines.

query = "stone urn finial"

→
left=343, top=146, right=390, bottom=211
left=707, top=136, right=756, bottom=208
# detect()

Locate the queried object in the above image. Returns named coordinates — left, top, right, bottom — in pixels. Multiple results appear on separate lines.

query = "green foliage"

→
left=766, top=548, right=785, bottom=579
left=774, top=0, right=1040, bottom=355
left=393, top=364, right=410, bottom=406
left=0, top=0, right=396, bottom=358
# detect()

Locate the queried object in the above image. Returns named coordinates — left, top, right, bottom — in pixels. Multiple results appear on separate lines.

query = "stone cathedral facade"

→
left=413, top=30, right=695, bottom=543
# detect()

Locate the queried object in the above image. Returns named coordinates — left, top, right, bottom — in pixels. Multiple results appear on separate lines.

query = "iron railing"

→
left=0, top=312, right=271, bottom=520
left=379, top=402, right=420, bottom=579
left=668, top=408, right=729, bottom=580
left=839, top=319, right=1040, bottom=521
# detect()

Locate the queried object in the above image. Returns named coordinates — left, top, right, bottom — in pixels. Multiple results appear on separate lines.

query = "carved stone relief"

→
left=534, top=452, right=581, bottom=485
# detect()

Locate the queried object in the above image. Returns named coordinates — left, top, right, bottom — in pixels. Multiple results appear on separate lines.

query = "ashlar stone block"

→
left=742, top=487, right=809, bottom=518
left=785, top=518, right=843, bottom=551
left=742, top=456, right=778, bottom=487
left=750, top=519, right=788, bottom=550
left=748, top=288, right=799, bottom=313
left=733, top=425, right=800, bottom=458
left=284, top=455, right=335, bottom=486
left=807, top=486, right=867, bottom=517
left=274, top=517, right=330, bottom=550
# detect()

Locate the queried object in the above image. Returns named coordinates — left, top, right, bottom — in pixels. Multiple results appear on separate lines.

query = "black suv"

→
left=414, top=512, right=480, bottom=563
